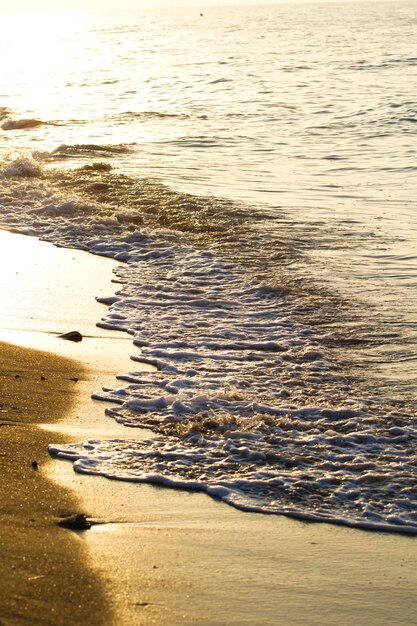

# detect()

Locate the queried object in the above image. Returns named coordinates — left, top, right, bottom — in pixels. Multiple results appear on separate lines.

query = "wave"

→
left=49, top=143, right=136, bottom=159
left=1, top=156, right=43, bottom=178
left=1, top=118, right=55, bottom=131
left=163, top=136, right=221, bottom=148
left=1, top=154, right=416, bottom=534
left=351, top=57, right=417, bottom=71
left=50, top=434, right=417, bottom=535
left=119, top=110, right=189, bottom=120
left=52, top=229, right=416, bottom=535
left=209, top=78, right=233, bottom=84
left=308, top=101, right=417, bottom=137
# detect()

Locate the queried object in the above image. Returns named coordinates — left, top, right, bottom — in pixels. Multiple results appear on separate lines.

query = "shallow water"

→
left=1, top=1, right=416, bottom=532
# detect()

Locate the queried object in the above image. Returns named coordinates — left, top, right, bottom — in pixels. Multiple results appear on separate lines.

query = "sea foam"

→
left=1, top=155, right=416, bottom=534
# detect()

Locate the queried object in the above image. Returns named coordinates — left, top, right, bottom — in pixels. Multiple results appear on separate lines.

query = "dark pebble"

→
left=58, top=513, right=92, bottom=531
left=59, top=331, right=83, bottom=342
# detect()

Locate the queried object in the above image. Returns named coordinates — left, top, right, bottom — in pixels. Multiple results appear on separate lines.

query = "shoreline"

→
left=1, top=230, right=417, bottom=625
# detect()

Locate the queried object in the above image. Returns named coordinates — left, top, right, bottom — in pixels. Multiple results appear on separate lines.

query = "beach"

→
left=1, top=1, right=417, bottom=623
left=1, top=0, right=417, bottom=533
left=1, top=229, right=416, bottom=625
left=0, top=342, right=112, bottom=626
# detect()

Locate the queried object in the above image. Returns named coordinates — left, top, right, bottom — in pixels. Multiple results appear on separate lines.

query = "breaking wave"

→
left=1, top=154, right=416, bottom=534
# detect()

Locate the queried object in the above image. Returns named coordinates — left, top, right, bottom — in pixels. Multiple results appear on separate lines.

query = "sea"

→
left=1, top=0, right=416, bottom=533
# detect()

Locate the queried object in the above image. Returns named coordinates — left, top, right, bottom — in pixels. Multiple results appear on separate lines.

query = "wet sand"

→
left=1, top=230, right=416, bottom=625
left=0, top=342, right=112, bottom=626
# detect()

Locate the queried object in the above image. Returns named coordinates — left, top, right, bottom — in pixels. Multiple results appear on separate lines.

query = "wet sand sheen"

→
left=0, top=342, right=112, bottom=625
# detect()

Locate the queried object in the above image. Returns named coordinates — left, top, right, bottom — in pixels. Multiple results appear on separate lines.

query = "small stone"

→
left=58, top=513, right=91, bottom=531
left=31, top=461, right=38, bottom=471
left=59, top=331, right=83, bottom=342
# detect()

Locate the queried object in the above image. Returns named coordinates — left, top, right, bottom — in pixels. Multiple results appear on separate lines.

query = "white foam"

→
left=1, top=155, right=416, bottom=533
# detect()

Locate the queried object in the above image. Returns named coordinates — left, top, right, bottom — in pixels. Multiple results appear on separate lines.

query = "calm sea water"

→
left=1, top=1, right=416, bottom=532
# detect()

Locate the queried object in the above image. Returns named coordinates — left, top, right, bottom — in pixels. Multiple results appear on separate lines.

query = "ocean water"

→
left=1, top=1, right=417, bottom=533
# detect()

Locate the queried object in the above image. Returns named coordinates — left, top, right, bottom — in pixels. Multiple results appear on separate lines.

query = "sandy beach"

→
left=0, top=342, right=113, bottom=626
left=1, top=229, right=416, bottom=626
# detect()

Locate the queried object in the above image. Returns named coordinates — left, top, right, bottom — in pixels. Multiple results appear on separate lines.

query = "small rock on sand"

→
left=57, top=513, right=91, bottom=531
left=58, top=331, right=83, bottom=342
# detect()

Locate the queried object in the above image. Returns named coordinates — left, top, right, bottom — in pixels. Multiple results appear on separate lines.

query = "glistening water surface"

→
left=1, top=1, right=416, bottom=532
